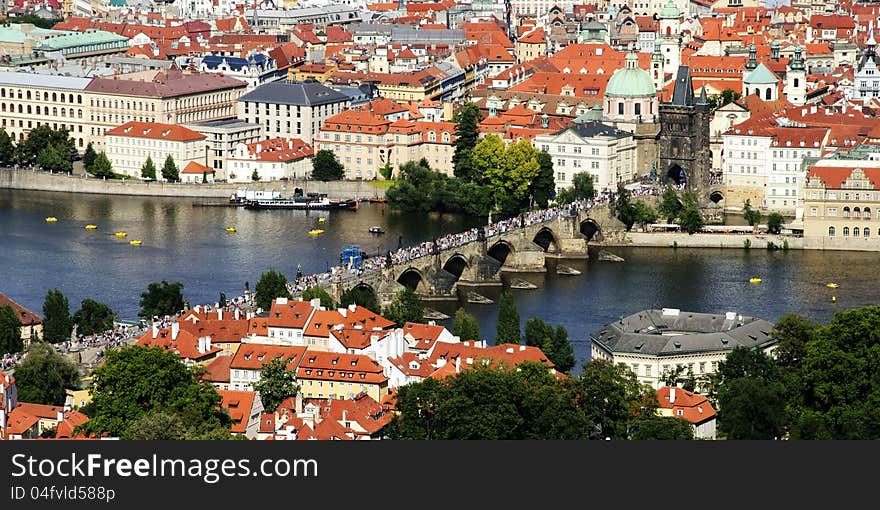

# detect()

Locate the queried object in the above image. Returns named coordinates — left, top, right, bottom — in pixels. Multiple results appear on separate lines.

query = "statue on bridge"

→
left=477, top=227, right=486, bottom=242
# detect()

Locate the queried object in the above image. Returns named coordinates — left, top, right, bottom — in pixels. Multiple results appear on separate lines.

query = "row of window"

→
left=817, top=206, right=877, bottom=218
left=0, top=89, right=82, bottom=104
left=828, top=226, right=876, bottom=237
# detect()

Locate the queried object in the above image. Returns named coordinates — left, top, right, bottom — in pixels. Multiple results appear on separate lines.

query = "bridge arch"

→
left=352, top=281, right=376, bottom=296
left=532, top=226, right=560, bottom=253
left=709, top=190, right=724, bottom=203
left=487, top=240, right=514, bottom=265
left=442, top=253, right=469, bottom=279
left=579, top=219, right=602, bottom=242
left=396, top=268, right=426, bottom=292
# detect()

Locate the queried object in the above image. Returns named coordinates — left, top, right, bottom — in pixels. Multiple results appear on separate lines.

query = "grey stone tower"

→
left=657, top=66, right=711, bottom=198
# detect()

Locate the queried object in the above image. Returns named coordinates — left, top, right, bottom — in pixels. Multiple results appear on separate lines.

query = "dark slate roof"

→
left=202, top=54, right=270, bottom=72
left=568, top=121, right=631, bottom=139
left=671, top=66, right=695, bottom=106
left=238, top=79, right=351, bottom=106
left=591, top=309, right=777, bottom=356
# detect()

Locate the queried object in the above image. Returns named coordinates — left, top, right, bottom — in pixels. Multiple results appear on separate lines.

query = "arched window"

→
left=843, top=206, right=850, bottom=217
left=854, top=207, right=861, bottom=217
left=635, top=103, right=641, bottom=116
left=865, top=228, right=870, bottom=237
left=617, top=102, right=624, bottom=115
left=865, top=207, right=872, bottom=216
left=853, top=227, right=860, bottom=237
left=765, top=88, right=772, bottom=100
left=794, top=78, right=799, bottom=88
left=843, top=227, right=850, bottom=237
left=828, top=226, right=835, bottom=237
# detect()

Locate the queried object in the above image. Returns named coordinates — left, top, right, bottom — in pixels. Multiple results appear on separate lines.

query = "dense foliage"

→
left=161, top=155, right=179, bottom=182
left=495, top=291, right=520, bottom=344
left=14, top=126, right=76, bottom=170
left=383, top=288, right=424, bottom=325
left=13, top=342, right=80, bottom=406
left=254, top=269, right=290, bottom=311
left=253, top=357, right=299, bottom=413
left=338, top=286, right=379, bottom=315
left=742, top=199, right=762, bottom=227
left=73, top=299, right=115, bottom=336
left=0, top=305, right=23, bottom=355
left=311, top=149, right=345, bottom=181
left=384, top=359, right=670, bottom=440
left=452, top=308, right=480, bottom=341
left=82, top=346, right=231, bottom=439
left=141, top=156, right=157, bottom=180
left=138, top=280, right=185, bottom=319
left=614, top=184, right=658, bottom=230
left=302, top=286, right=335, bottom=309
left=523, top=317, right=575, bottom=373
left=42, top=288, right=73, bottom=343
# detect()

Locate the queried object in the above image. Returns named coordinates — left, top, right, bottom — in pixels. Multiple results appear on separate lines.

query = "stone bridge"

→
left=321, top=204, right=625, bottom=305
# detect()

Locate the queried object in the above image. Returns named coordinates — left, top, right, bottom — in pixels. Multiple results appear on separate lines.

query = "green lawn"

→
left=368, top=180, right=395, bottom=190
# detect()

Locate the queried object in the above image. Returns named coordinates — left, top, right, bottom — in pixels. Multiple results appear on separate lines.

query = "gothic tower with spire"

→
left=658, top=66, right=712, bottom=198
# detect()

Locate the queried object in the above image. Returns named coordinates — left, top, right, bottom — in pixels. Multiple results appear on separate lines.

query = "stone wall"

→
left=0, top=167, right=387, bottom=200
left=612, top=231, right=804, bottom=249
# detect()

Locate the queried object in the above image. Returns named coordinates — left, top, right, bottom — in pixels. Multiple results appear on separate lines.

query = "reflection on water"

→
left=2, top=190, right=880, bottom=369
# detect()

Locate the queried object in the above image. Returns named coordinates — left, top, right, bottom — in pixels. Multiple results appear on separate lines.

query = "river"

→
left=2, top=190, right=879, bottom=368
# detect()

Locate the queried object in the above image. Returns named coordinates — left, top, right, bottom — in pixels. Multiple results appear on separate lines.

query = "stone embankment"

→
left=606, top=232, right=804, bottom=249
left=0, top=167, right=386, bottom=200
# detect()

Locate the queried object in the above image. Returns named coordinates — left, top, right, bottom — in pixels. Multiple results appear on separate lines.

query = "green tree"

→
left=127, top=410, right=189, bottom=440
left=73, top=299, right=115, bottom=337
left=311, top=149, right=344, bottom=180
left=338, top=286, right=379, bottom=313
left=138, top=280, right=185, bottom=319
left=251, top=169, right=261, bottom=181
left=452, top=307, right=480, bottom=341
left=37, top=144, right=73, bottom=173
left=555, top=186, right=576, bottom=205
left=531, top=150, right=556, bottom=208
left=495, top=291, right=520, bottom=345
left=383, top=288, right=424, bottom=325
left=17, top=126, right=74, bottom=166
left=578, top=359, right=657, bottom=440
left=767, top=212, right=784, bottom=234
left=140, top=155, right=157, bottom=180
left=82, top=346, right=230, bottom=439
left=0, top=305, right=23, bottom=356
left=630, top=415, right=695, bottom=440
left=8, top=13, right=63, bottom=29
left=658, top=185, right=681, bottom=222
left=12, top=342, right=80, bottom=405
left=548, top=325, right=576, bottom=373
left=742, top=199, right=762, bottom=226
left=82, top=142, right=97, bottom=173
left=91, top=151, right=114, bottom=179
left=161, top=154, right=179, bottom=182
left=302, top=285, right=335, bottom=309
left=524, top=317, right=553, bottom=349
left=677, top=190, right=704, bottom=234
left=0, top=128, right=14, bottom=166
left=379, top=162, right=393, bottom=180
left=707, top=89, right=742, bottom=112
left=452, top=102, right=483, bottom=181
left=42, top=288, right=73, bottom=343
left=572, top=172, right=596, bottom=200
left=615, top=184, right=637, bottom=230
left=253, top=357, right=299, bottom=413
left=631, top=200, right=658, bottom=229
left=481, top=137, right=542, bottom=216
left=718, top=377, right=787, bottom=439
left=772, top=313, right=819, bottom=371
left=254, top=269, right=290, bottom=312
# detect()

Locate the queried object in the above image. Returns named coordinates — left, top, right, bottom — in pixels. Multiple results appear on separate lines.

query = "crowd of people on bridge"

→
left=286, top=197, right=601, bottom=294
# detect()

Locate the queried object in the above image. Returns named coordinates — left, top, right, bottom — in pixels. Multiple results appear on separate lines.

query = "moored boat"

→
left=244, top=192, right=358, bottom=211
left=368, top=226, right=385, bottom=234
left=85, top=224, right=98, bottom=230
left=45, top=217, right=57, bottom=223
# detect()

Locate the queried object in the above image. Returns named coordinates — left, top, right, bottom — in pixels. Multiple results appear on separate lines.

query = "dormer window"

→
left=244, top=354, right=251, bottom=361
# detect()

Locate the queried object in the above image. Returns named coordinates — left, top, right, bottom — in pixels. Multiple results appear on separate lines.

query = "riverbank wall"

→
left=0, top=167, right=386, bottom=199
left=604, top=232, right=805, bottom=249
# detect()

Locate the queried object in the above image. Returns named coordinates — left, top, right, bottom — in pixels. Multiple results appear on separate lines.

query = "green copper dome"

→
left=660, top=0, right=680, bottom=19
left=605, top=54, right=656, bottom=98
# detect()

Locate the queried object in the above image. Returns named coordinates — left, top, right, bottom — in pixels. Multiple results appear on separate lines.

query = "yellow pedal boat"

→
left=225, top=227, right=237, bottom=233
left=129, top=240, right=142, bottom=246
left=85, top=224, right=98, bottom=230
left=749, top=277, right=762, bottom=284
left=45, top=217, right=58, bottom=222
left=826, top=283, right=839, bottom=289
left=308, top=229, right=324, bottom=235
left=115, top=231, right=127, bottom=238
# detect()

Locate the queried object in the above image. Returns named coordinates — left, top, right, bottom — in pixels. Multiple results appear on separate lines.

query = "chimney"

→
left=342, top=410, right=347, bottom=422
left=455, top=357, right=461, bottom=373
left=348, top=303, right=356, bottom=312
left=295, top=393, right=303, bottom=414
left=235, top=309, right=240, bottom=320
left=198, top=337, right=206, bottom=354
left=218, top=309, right=223, bottom=320
left=171, top=321, right=179, bottom=340
left=56, top=410, right=64, bottom=423
left=206, top=336, right=212, bottom=351
left=310, top=298, right=321, bottom=309
left=152, top=322, right=159, bottom=339
left=669, top=387, right=676, bottom=404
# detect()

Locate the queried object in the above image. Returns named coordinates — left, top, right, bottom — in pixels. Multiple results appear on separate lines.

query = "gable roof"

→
left=656, top=386, right=716, bottom=425
left=106, top=121, right=206, bottom=142
left=0, top=292, right=42, bottom=326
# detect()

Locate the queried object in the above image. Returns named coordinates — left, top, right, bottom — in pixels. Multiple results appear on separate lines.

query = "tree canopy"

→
left=677, top=190, right=704, bottom=234
left=302, top=286, right=335, bottom=309
left=452, top=102, right=483, bottom=182
left=742, top=199, right=762, bottom=227
left=42, top=288, right=73, bottom=343
left=73, top=299, right=115, bottom=337
left=495, top=291, right=521, bottom=345
left=90, top=151, right=114, bottom=179
left=767, top=212, right=785, bottom=234
left=452, top=308, right=480, bottom=341
left=138, top=280, right=185, bottom=319
left=254, top=269, right=290, bottom=312
left=0, top=305, right=23, bottom=356
left=311, top=149, right=345, bottom=180
left=658, top=185, right=681, bottom=222
left=13, top=342, right=80, bottom=406
left=253, top=357, right=299, bottom=413
left=141, top=156, right=157, bottom=180
left=82, top=345, right=230, bottom=439
left=338, top=286, right=379, bottom=314
left=383, top=288, right=424, bottom=326
left=161, top=155, right=179, bottom=182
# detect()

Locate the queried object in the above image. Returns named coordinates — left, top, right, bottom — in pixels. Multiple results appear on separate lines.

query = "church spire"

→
left=746, top=39, right=757, bottom=71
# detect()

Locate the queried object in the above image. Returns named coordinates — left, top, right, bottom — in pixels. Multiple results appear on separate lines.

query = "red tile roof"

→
left=106, top=121, right=206, bottom=142
left=182, top=161, right=212, bottom=174
left=219, top=390, right=257, bottom=434
left=329, top=328, right=390, bottom=350
left=5, top=407, right=39, bottom=435
left=0, top=292, right=41, bottom=326
left=55, top=411, right=89, bottom=439
left=402, top=322, right=448, bottom=350
left=298, top=351, right=387, bottom=385
left=238, top=138, right=314, bottom=163
left=807, top=166, right=880, bottom=190
left=203, top=355, right=232, bottom=383
left=231, top=344, right=307, bottom=371
left=656, top=387, right=716, bottom=425
left=266, top=299, right=316, bottom=330
left=138, top=325, right=222, bottom=361
left=85, top=70, right=246, bottom=98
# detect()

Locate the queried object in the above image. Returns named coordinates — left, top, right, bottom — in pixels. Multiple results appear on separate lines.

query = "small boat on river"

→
left=45, top=217, right=57, bottom=223
left=129, top=240, right=142, bottom=246
left=368, top=226, right=385, bottom=234
left=84, top=224, right=98, bottom=230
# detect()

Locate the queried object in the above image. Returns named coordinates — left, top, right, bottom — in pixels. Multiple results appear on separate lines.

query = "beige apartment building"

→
left=0, top=69, right=246, bottom=153
left=802, top=163, right=880, bottom=250
left=104, top=121, right=207, bottom=179
left=314, top=109, right=456, bottom=179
